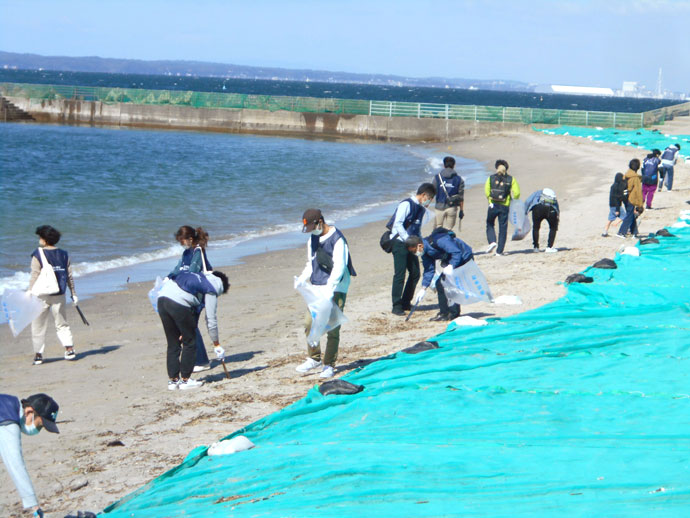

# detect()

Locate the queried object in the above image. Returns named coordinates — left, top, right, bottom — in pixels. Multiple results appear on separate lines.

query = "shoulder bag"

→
left=31, top=247, right=60, bottom=296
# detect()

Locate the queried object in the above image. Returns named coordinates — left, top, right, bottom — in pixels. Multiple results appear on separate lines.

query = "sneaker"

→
left=319, top=365, right=335, bottom=379
left=64, top=348, right=76, bottom=361
left=545, top=247, right=557, bottom=253
left=296, top=357, right=322, bottom=373
left=193, top=363, right=211, bottom=373
left=614, top=233, right=626, bottom=239
left=168, top=379, right=179, bottom=391
left=495, top=252, right=505, bottom=257
left=391, top=307, right=406, bottom=316
left=33, top=353, right=43, bottom=365
left=533, top=247, right=541, bottom=252
left=601, top=232, right=608, bottom=237
left=429, top=312, right=449, bottom=322
left=178, top=378, right=204, bottom=390
left=486, top=242, right=497, bottom=253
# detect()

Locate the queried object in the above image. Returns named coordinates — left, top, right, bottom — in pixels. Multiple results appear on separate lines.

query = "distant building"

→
left=535, top=84, right=615, bottom=96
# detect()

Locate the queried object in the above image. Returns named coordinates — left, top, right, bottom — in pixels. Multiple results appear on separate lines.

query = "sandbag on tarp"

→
left=592, top=258, right=617, bottom=269
left=439, top=260, right=493, bottom=305
left=402, top=341, right=440, bottom=354
left=1, top=288, right=44, bottom=337
left=295, top=280, right=348, bottom=344
left=565, top=273, right=593, bottom=284
left=319, top=380, right=364, bottom=396
left=639, top=237, right=660, bottom=245
left=656, top=229, right=676, bottom=237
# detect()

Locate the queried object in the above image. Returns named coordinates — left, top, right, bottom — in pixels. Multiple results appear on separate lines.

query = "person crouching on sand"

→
left=156, top=271, right=229, bottom=390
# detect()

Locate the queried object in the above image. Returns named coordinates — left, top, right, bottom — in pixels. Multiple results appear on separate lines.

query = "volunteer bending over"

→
left=408, top=228, right=474, bottom=322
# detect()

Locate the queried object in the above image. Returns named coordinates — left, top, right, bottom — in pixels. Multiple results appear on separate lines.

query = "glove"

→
left=214, top=346, right=225, bottom=360
left=413, top=288, right=426, bottom=305
left=458, top=210, right=464, bottom=220
left=72, top=295, right=79, bottom=304
left=489, top=203, right=494, bottom=209
left=442, top=265, right=454, bottom=276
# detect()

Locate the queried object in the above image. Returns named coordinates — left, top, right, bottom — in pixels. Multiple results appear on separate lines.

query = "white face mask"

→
left=415, top=250, right=424, bottom=257
left=20, top=415, right=40, bottom=436
left=311, top=224, right=323, bottom=236
left=422, top=198, right=431, bottom=207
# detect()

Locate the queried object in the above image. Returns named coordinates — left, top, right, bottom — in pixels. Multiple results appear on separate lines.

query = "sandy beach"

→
left=1, top=129, right=688, bottom=516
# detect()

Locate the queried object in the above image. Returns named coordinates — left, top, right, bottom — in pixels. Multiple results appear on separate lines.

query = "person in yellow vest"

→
left=484, top=160, right=520, bottom=256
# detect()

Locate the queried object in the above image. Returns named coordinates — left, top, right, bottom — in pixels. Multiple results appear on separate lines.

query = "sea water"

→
left=0, top=123, right=487, bottom=299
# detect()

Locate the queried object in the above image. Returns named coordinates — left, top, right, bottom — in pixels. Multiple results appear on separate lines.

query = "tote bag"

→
left=30, top=247, right=60, bottom=296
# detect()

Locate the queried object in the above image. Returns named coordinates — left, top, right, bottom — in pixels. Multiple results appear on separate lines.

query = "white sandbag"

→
left=671, top=221, right=689, bottom=228
left=509, top=200, right=527, bottom=229
left=492, top=295, right=523, bottom=305
left=621, top=246, right=640, bottom=257
left=207, top=436, right=255, bottom=456
left=295, top=279, right=348, bottom=344
left=440, top=260, right=493, bottom=305
left=148, top=276, right=164, bottom=313
left=2, top=289, right=44, bottom=337
left=450, top=315, right=488, bottom=327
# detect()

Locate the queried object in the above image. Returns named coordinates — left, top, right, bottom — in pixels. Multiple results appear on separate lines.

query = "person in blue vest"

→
left=641, top=149, right=661, bottom=209
left=389, top=183, right=436, bottom=316
left=29, top=225, right=78, bottom=366
left=157, top=270, right=229, bottom=390
left=0, top=393, right=60, bottom=518
left=659, top=143, right=681, bottom=191
left=295, top=209, right=356, bottom=379
left=406, top=229, right=474, bottom=321
left=433, top=156, right=465, bottom=231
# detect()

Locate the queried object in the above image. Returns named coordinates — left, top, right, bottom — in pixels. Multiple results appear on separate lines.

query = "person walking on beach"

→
left=169, top=226, right=219, bottom=372
left=602, top=172, right=627, bottom=237
left=525, top=188, right=560, bottom=253
left=641, top=149, right=661, bottom=209
left=389, top=183, right=436, bottom=316
left=433, top=156, right=465, bottom=232
left=0, top=392, right=60, bottom=518
left=617, top=159, right=644, bottom=239
left=29, top=225, right=78, bottom=365
left=484, top=160, right=520, bottom=256
left=407, top=229, right=474, bottom=321
left=659, top=143, right=681, bottom=191
left=295, top=209, right=356, bottom=379
left=156, top=270, right=229, bottom=390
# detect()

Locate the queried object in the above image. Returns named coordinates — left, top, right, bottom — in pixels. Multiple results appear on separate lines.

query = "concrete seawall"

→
left=5, top=96, right=532, bottom=141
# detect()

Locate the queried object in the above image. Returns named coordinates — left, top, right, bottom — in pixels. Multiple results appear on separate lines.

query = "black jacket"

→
left=609, top=173, right=628, bottom=208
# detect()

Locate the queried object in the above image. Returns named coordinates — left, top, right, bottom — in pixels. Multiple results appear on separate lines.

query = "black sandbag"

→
left=592, top=258, right=617, bottom=269
left=402, top=340, right=440, bottom=354
left=656, top=229, right=676, bottom=237
left=639, top=237, right=659, bottom=245
left=319, top=379, right=364, bottom=396
left=64, top=513, right=97, bottom=518
left=565, top=273, right=593, bottom=284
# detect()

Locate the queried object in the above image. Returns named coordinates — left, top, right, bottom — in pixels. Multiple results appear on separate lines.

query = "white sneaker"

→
left=495, top=252, right=505, bottom=257
left=545, top=247, right=557, bottom=254
left=168, top=379, right=179, bottom=391
left=533, top=247, right=541, bottom=253
left=486, top=242, right=497, bottom=253
left=178, top=378, right=204, bottom=390
left=319, top=365, right=335, bottom=379
left=296, top=358, right=322, bottom=374
left=64, top=348, right=76, bottom=361
left=193, top=363, right=211, bottom=373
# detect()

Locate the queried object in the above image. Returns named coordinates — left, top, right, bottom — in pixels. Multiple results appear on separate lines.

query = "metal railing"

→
left=0, top=81, right=658, bottom=128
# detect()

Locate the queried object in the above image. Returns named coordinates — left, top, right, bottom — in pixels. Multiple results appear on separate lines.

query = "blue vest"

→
left=661, top=146, right=677, bottom=161
left=0, top=394, right=21, bottom=426
left=641, top=157, right=659, bottom=184
left=31, top=248, right=69, bottom=295
left=309, top=229, right=356, bottom=286
left=386, top=199, right=427, bottom=237
left=179, top=247, right=212, bottom=273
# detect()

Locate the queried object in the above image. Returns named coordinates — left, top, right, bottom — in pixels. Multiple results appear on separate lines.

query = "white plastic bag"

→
left=511, top=202, right=532, bottom=241
left=31, top=247, right=60, bottom=296
left=148, top=276, right=164, bottom=313
left=207, top=436, right=255, bottom=456
left=2, top=289, right=44, bottom=337
left=295, top=278, right=348, bottom=344
left=440, top=260, right=493, bottom=305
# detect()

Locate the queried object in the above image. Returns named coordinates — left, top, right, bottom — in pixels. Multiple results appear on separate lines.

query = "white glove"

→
left=442, top=265, right=454, bottom=276
left=72, top=295, right=79, bottom=304
left=293, top=275, right=308, bottom=289
left=489, top=203, right=494, bottom=209
left=413, top=288, right=427, bottom=305
left=214, top=346, right=225, bottom=360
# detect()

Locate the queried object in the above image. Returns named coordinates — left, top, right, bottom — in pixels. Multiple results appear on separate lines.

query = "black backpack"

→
left=489, top=174, right=512, bottom=203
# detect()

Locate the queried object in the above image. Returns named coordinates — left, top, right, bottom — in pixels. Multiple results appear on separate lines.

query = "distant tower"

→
left=656, top=68, right=663, bottom=98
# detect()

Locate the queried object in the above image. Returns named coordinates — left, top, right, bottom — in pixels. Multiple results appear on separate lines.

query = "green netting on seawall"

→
left=535, top=126, right=690, bottom=161
left=103, top=218, right=690, bottom=517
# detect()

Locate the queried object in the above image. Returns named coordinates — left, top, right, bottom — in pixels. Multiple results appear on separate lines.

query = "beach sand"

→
left=1, top=130, right=688, bottom=516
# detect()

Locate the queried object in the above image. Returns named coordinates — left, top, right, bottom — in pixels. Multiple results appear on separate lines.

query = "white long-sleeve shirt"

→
left=299, top=226, right=351, bottom=294
left=0, top=412, right=38, bottom=508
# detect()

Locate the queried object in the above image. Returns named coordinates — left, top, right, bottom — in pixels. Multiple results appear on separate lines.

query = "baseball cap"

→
left=22, top=393, right=60, bottom=434
left=301, top=209, right=323, bottom=233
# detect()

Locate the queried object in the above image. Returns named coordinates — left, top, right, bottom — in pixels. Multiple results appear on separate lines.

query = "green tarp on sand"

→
left=103, top=216, right=690, bottom=517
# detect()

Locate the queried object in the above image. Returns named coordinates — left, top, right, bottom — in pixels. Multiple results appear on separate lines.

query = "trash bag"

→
left=592, top=258, right=617, bottom=269
left=439, top=260, right=493, bottom=305
left=295, top=279, right=348, bottom=344
left=207, top=436, right=255, bottom=456
left=148, top=276, right=164, bottom=313
left=565, top=274, right=594, bottom=284
left=656, top=229, right=676, bottom=237
left=402, top=341, right=440, bottom=354
left=1, top=289, right=44, bottom=337
left=509, top=200, right=531, bottom=240
left=319, top=379, right=364, bottom=396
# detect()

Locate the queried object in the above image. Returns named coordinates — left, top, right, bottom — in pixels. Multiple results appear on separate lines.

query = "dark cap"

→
left=301, top=209, right=323, bottom=233
left=22, top=393, right=60, bottom=434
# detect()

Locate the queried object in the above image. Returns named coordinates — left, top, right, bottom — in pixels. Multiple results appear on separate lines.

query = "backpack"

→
left=489, top=174, right=512, bottom=203
left=641, top=158, right=658, bottom=185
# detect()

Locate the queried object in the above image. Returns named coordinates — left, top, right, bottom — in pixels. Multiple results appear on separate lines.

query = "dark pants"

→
left=532, top=204, right=559, bottom=248
left=392, top=239, right=420, bottom=311
left=486, top=204, right=510, bottom=253
left=437, top=278, right=460, bottom=318
left=618, top=201, right=638, bottom=236
left=195, top=327, right=209, bottom=366
left=158, top=296, right=198, bottom=380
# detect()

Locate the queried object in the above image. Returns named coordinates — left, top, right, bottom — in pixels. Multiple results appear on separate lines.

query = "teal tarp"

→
left=104, top=218, right=690, bottom=517
left=535, top=126, right=689, bottom=160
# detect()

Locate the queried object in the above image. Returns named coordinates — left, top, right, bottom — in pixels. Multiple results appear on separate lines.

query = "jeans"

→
left=531, top=204, right=559, bottom=248
left=486, top=204, right=510, bottom=253
left=661, top=165, right=674, bottom=190
left=391, top=239, right=420, bottom=310
left=618, top=201, right=638, bottom=236
left=305, top=292, right=347, bottom=367
left=194, top=328, right=209, bottom=366
left=158, top=296, right=198, bottom=380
